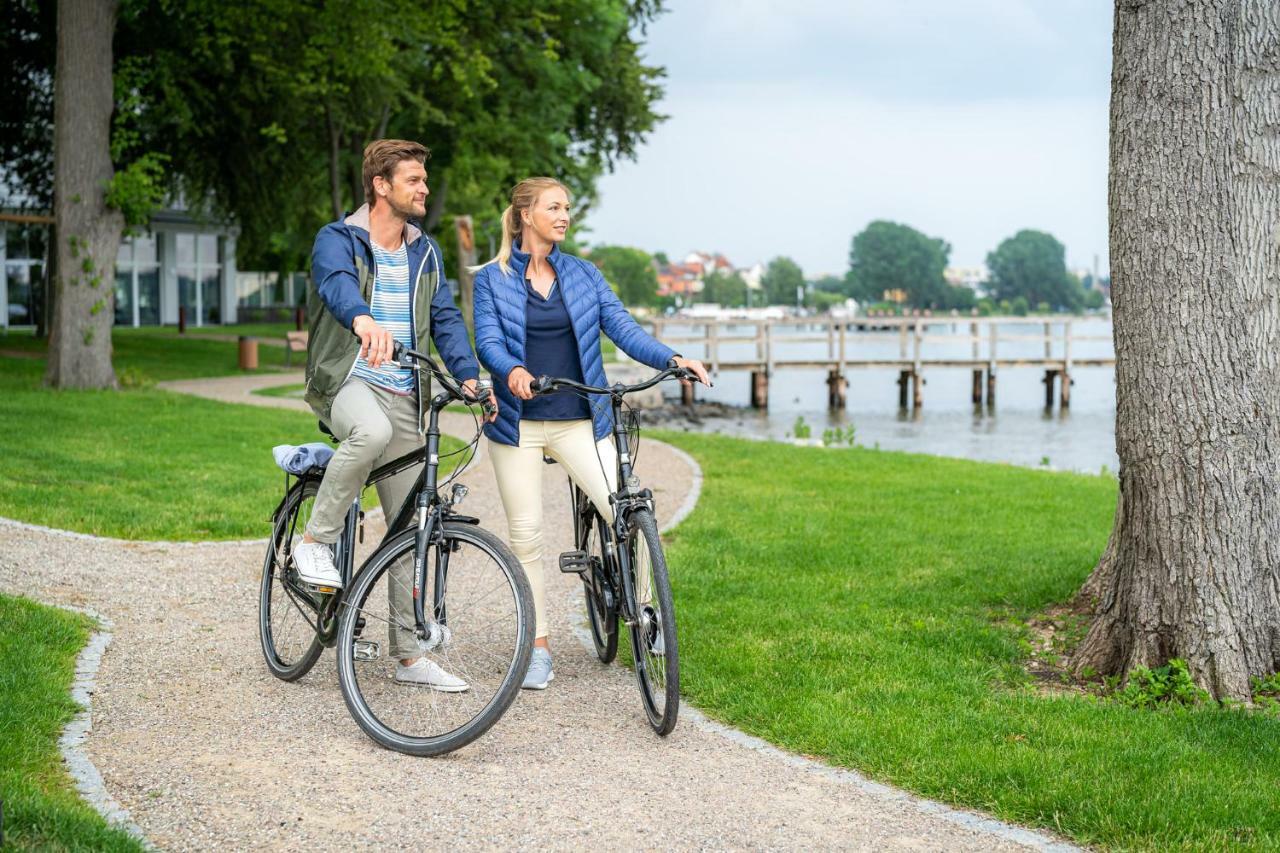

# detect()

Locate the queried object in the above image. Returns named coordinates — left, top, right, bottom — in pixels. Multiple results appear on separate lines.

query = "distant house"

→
left=943, top=265, right=987, bottom=293
left=2, top=182, right=303, bottom=329
left=654, top=250, right=763, bottom=300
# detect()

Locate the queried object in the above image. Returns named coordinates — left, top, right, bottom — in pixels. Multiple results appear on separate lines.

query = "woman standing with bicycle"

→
left=472, top=177, right=709, bottom=690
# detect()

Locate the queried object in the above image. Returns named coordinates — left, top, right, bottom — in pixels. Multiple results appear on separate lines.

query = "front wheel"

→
left=336, top=521, right=534, bottom=756
left=624, top=509, right=679, bottom=735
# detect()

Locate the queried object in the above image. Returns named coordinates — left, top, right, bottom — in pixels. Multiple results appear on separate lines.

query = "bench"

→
left=285, top=330, right=309, bottom=367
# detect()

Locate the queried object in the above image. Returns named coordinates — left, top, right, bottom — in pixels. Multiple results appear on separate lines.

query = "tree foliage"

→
left=761, top=256, right=804, bottom=306
left=847, top=220, right=952, bottom=308
left=701, top=270, right=748, bottom=307
left=985, top=229, right=1085, bottom=313
left=1, top=0, right=668, bottom=273
left=589, top=244, right=659, bottom=306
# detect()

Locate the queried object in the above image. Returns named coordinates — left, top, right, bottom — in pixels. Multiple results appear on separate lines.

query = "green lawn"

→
left=0, top=594, right=143, bottom=851
left=0, top=336, right=464, bottom=540
left=655, top=432, right=1279, bottom=851
left=0, top=326, right=296, bottom=381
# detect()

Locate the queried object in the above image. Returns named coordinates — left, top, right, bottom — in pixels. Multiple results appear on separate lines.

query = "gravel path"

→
left=0, top=372, right=1071, bottom=850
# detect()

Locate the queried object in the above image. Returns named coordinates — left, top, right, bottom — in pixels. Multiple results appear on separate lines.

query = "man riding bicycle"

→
left=296, top=138, right=495, bottom=692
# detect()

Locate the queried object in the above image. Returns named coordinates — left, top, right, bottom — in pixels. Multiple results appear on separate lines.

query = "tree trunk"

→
left=1071, top=0, right=1280, bottom=701
left=46, top=0, right=122, bottom=389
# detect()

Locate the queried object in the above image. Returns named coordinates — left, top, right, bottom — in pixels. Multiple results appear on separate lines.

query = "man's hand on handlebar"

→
left=352, top=315, right=395, bottom=368
left=507, top=365, right=537, bottom=400
left=462, top=378, right=500, bottom=423
left=672, top=356, right=712, bottom=388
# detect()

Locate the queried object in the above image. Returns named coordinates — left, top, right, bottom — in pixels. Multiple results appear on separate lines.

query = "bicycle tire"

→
left=624, top=509, right=679, bottom=735
left=336, top=522, right=534, bottom=756
left=259, top=478, right=326, bottom=681
left=575, top=491, right=618, bottom=663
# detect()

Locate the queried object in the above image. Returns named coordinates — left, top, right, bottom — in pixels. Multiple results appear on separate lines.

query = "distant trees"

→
left=589, top=245, right=659, bottom=306
left=702, top=270, right=748, bottom=307
left=846, top=220, right=979, bottom=310
left=762, top=256, right=805, bottom=305
left=986, top=230, right=1087, bottom=313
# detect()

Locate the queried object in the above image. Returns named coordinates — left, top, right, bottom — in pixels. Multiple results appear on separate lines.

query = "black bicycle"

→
left=530, top=367, right=696, bottom=735
left=258, top=345, right=534, bottom=756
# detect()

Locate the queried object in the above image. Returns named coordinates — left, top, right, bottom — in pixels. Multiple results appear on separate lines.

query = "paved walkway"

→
left=0, top=372, right=1072, bottom=850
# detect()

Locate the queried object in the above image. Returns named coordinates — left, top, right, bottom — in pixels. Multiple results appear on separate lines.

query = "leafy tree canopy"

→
left=1, top=0, right=667, bottom=272
left=761, top=256, right=804, bottom=306
left=588, top=244, right=659, bottom=306
left=985, top=229, right=1085, bottom=312
left=846, top=220, right=951, bottom=309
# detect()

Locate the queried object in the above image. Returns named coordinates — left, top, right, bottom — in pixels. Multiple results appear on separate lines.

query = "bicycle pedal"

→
left=558, top=550, right=590, bottom=574
left=303, top=583, right=339, bottom=594
left=353, top=640, right=380, bottom=661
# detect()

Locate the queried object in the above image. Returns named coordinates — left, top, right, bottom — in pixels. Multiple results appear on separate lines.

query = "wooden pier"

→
left=646, top=315, right=1112, bottom=411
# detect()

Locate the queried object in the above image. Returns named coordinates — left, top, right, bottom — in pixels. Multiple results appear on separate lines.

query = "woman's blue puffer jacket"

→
left=472, top=241, right=677, bottom=447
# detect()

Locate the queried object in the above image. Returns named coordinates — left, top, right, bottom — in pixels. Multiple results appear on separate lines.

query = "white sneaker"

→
left=292, top=541, right=342, bottom=588
left=395, top=657, right=469, bottom=692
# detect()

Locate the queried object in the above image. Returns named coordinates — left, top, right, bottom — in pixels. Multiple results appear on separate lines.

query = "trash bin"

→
left=238, top=336, right=259, bottom=370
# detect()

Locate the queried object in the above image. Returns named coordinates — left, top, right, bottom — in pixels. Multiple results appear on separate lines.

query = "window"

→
left=4, top=223, right=47, bottom=328
left=176, top=233, right=222, bottom=326
left=114, top=233, right=160, bottom=327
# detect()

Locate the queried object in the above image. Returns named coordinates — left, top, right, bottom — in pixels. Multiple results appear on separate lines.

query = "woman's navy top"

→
left=521, top=277, right=591, bottom=421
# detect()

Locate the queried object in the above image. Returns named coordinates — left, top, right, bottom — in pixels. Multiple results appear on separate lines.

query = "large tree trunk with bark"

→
left=46, top=0, right=123, bottom=389
left=1071, top=0, right=1280, bottom=701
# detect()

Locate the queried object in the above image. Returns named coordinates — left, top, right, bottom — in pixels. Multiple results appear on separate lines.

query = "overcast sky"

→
left=585, top=0, right=1113, bottom=278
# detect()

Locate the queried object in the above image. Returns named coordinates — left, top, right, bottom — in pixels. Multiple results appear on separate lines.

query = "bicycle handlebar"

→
left=390, top=341, right=497, bottom=417
left=530, top=367, right=697, bottom=398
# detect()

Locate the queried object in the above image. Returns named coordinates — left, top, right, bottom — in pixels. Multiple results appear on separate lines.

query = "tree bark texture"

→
left=1072, top=0, right=1280, bottom=700
left=46, top=0, right=123, bottom=389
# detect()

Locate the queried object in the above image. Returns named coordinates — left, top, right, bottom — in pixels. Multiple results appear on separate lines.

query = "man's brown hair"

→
left=362, top=139, right=430, bottom=207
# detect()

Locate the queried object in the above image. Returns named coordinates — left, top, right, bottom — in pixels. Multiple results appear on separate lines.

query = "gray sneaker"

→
left=522, top=647, right=554, bottom=690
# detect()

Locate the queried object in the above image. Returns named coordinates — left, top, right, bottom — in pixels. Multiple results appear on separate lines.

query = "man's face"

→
left=377, top=159, right=429, bottom=218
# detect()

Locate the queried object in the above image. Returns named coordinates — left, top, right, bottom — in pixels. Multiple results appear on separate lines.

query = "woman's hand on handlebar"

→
left=507, top=366, right=537, bottom=400
left=672, top=356, right=712, bottom=387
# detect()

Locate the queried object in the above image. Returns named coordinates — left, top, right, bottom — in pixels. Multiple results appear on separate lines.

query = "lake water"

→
left=650, top=317, right=1119, bottom=474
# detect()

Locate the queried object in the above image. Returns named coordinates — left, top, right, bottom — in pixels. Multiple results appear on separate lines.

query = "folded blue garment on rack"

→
left=272, top=442, right=335, bottom=474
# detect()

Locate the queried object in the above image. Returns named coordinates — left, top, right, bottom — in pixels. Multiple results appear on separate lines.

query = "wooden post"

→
left=1043, top=369, right=1057, bottom=409
left=709, top=321, right=720, bottom=374
left=897, top=370, right=911, bottom=409
left=911, top=370, right=923, bottom=409
left=294, top=305, right=304, bottom=331
left=750, top=370, right=769, bottom=409
left=972, top=369, right=984, bottom=404
left=178, top=305, right=186, bottom=334
left=826, top=369, right=847, bottom=409
left=987, top=321, right=998, bottom=407
left=912, top=316, right=923, bottom=408
left=454, top=215, right=477, bottom=332
left=986, top=368, right=996, bottom=407
left=681, top=381, right=695, bottom=407
left=1062, top=319, right=1073, bottom=409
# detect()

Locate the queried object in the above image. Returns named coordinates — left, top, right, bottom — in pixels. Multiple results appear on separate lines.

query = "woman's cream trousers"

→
left=488, top=419, right=617, bottom=638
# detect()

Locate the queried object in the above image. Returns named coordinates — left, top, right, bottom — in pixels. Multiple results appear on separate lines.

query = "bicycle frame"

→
left=282, top=351, right=489, bottom=650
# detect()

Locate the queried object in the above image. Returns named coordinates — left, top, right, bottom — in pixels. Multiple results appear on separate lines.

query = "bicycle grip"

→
left=529, top=375, right=552, bottom=394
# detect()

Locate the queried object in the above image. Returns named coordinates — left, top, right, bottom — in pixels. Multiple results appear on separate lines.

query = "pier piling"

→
left=750, top=370, right=769, bottom=409
left=826, top=370, right=847, bottom=409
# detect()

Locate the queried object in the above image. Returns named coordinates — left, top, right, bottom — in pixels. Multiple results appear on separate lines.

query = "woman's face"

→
left=522, top=187, right=571, bottom=244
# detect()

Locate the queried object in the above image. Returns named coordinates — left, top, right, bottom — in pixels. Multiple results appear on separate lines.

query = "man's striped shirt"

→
left=351, top=241, right=416, bottom=395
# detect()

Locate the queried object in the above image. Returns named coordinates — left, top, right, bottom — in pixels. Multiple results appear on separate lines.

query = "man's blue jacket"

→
left=473, top=240, right=676, bottom=447
left=304, top=203, right=479, bottom=423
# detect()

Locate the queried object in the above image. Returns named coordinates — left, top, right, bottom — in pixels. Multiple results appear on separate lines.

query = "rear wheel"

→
left=336, top=522, right=534, bottom=756
left=575, top=488, right=618, bottom=663
left=259, top=478, right=326, bottom=681
left=624, top=509, right=679, bottom=735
